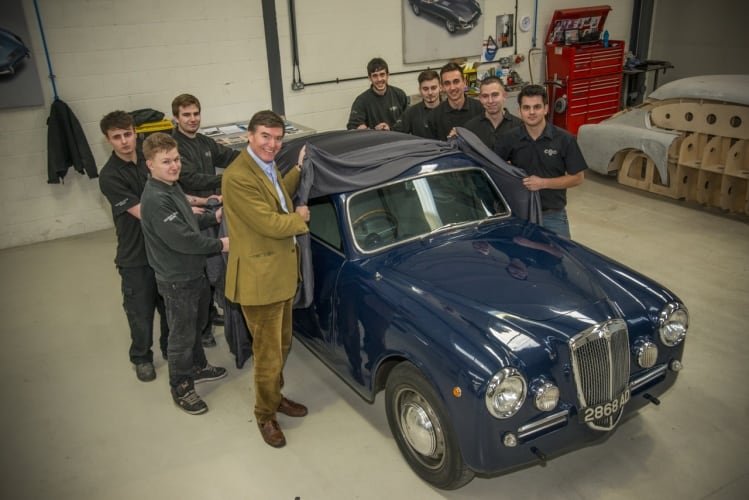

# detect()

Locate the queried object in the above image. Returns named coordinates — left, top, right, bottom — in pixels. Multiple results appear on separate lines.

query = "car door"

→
left=295, top=196, right=345, bottom=355
left=304, top=195, right=391, bottom=393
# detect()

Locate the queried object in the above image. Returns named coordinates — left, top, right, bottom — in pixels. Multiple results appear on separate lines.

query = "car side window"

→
left=308, top=197, right=342, bottom=251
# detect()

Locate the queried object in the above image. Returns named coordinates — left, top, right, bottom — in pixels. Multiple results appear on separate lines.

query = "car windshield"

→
left=347, top=167, right=509, bottom=252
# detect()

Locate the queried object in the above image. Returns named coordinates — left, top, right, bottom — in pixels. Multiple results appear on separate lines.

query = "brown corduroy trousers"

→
left=241, top=298, right=293, bottom=423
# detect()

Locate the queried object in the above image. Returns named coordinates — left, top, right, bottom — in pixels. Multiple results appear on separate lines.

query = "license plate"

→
left=580, top=388, right=631, bottom=423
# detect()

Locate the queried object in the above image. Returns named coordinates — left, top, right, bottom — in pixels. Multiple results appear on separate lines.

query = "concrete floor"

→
left=1, top=173, right=748, bottom=500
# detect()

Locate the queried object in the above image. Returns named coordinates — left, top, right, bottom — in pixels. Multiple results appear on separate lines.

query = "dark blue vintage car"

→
left=276, top=130, right=688, bottom=489
left=408, top=0, right=482, bottom=34
left=0, top=27, right=30, bottom=76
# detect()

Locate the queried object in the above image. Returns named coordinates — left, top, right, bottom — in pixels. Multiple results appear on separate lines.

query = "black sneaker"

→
left=135, top=362, right=156, bottom=382
left=193, top=364, right=228, bottom=384
left=171, top=381, right=208, bottom=415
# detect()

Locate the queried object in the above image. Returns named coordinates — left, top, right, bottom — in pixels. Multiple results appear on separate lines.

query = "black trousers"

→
left=157, top=275, right=210, bottom=388
left=118, top=265, right=169, bottom=364
left=202, top=224, right=225, bottom=340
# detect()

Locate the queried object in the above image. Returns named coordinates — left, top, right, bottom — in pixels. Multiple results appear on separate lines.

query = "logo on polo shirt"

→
left=164, top=211, right=178, bottom=223
left=544, top=148, right=559, bottom=157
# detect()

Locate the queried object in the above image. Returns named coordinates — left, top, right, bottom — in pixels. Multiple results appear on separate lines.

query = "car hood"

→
left=444, top=1, right=480, bottom=19
left=379, top=221, right=605, bottom=322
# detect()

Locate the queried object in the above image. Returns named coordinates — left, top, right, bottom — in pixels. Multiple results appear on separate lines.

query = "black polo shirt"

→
left=346, top=85, right=409, bottom=130
left=462, top=109, right=522, bottom=149
left=173, top=129, right=238, bottom=197
left=428, top=95, right=484, bottom=140
left=494, top=122, right=588, bottom=211
left=392, top=102, right=438, bottom=138
left=98, top=151, right=149, bottom=267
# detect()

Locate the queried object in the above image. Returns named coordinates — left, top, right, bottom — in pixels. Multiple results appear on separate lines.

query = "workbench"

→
left=201, top=120, right=316, bottom=151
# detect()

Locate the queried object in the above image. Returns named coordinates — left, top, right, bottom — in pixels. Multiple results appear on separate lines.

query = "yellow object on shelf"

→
left=462, top=66, right=478, bottom=94
left=135, top=120, right=174, bottom=134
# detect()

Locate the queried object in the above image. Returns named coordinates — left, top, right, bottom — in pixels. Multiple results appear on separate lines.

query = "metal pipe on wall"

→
left=286, top=0, right=437, bottom=90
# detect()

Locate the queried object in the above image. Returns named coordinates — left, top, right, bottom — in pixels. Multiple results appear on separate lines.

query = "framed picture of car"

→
left=403, top=0, right=485, bottom=63
left=0, top=0, right=45, bottom=109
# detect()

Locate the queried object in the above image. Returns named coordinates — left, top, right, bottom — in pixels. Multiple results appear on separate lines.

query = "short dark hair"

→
left=99, top=110, right=134, bottom=136
left=418, top=69, right=439, bottom=84
left=142, top=132, right=178, bottom=161
left=367, top=57, right=389, bottom=76
left=518, top=84, right=548, bottom=105
left=479, top=75, right=505, bottom=90
left=440, top=62, right=463, bottom=79
left=171, top=93, right=201, bottom=117
left=248, top=110, right=286, bottom=135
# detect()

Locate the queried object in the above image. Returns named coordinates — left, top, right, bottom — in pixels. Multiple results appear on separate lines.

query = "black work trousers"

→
left=118, top=265, right=169, bottom=364
left=157, top=275, right=210, bottom=388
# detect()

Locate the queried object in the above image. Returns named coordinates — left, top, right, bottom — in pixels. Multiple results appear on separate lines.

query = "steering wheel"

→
left=352, top=209, right=399, bottom=246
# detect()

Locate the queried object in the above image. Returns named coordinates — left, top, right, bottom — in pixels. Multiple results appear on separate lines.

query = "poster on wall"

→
left=402, top=0, right=484, bottom=64
left=496, top=14, right=514, bottom=48
left=0, top=0, right=45, bottom=109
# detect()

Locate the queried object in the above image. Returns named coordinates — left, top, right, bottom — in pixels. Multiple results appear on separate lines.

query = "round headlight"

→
left=635, top=340, right=659, bottom=368
left=485, top=367, right=527, bottom=419
left=533, top=381, right=560, bottom=412
left=658, top=303, right=689, bottom=347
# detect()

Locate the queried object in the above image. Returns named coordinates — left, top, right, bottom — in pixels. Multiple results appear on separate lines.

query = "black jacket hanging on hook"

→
left=47, top=99, right=98, bottom=184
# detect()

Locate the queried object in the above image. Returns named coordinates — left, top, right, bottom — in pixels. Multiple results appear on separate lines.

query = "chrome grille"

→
left=569, top=319, right=631, bottom=431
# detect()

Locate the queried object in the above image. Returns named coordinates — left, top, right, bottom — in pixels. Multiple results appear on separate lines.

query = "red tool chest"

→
left=545, top=5, right=624, bottom=135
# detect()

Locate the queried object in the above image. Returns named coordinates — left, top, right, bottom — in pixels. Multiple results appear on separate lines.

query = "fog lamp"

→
left=533, top=382, right=560, bottom=412
left=635, top=340, right=658, bottom=368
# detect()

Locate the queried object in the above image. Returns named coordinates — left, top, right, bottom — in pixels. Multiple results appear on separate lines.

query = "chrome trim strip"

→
left=517, top=409, right=569, bottom=439
left=630, top=364, right=668, bottom=391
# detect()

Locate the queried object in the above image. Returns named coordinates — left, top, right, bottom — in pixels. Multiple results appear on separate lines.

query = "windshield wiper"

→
left=477, top=213, right=507, bottom=227
left=421, top=221, right=473, bottom=238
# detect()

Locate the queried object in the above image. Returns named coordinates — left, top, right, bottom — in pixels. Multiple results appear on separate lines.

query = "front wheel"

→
left=445, top=20, right=457, bottom=33
left=385, top=363, right=474, bottom=489
left=411, top=2, right=421, bottom=16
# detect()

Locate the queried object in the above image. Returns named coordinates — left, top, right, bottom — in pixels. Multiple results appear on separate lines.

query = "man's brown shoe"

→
left=258, top=419, right=286, bottom=448
left=278, top=396, right=308, bottom=417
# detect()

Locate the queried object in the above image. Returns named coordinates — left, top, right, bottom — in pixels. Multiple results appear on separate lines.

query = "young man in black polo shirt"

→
left=462, top=76, right=521, bottom=149
left=346, top=57, right=409, bottom=131
left=140, top=133, right=229, bottom=415
left=171, top=93, right=238, bottom=197
left=428, top=61, right=483, bottom=140
left=392, top=69, right=441, bottom=138
left=493, top=85, right=587, bottom=238
left=171, top=93, right=239, bottom=347
left=99, top=111, right=169, bottom=382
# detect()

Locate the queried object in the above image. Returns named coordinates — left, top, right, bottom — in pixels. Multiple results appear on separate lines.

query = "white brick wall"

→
left=0, top=0, right=272, bottom=249
left=0, top=0, right=632, bottom=249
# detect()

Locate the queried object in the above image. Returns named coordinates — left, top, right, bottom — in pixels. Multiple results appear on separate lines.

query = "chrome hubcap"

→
left=401, top=400, right=436, bottom=456
left=397, top=389, right=445, bottom=468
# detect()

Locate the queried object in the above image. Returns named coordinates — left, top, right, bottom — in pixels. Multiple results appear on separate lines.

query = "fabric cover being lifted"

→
left=274, top=128, right=542, bottom=310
